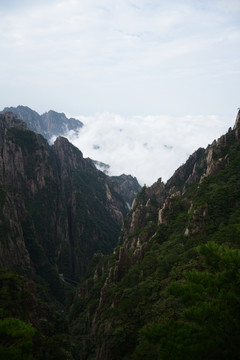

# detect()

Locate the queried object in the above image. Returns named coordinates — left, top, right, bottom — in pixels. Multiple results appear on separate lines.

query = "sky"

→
left=1, top=0, right=240, bottom=185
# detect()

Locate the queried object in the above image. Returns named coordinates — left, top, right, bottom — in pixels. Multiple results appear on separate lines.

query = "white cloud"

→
left=65, top=112, right=227, bottom=186
left=0, top=0, right=238, bottom=185
left=0, top=0, right=239, bottom=116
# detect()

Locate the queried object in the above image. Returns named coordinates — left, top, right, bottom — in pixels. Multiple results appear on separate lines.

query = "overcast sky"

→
left=1, top=0, right=240, bottom=185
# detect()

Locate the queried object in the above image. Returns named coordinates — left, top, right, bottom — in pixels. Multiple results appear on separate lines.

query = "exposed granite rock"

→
left=106, top=113, right=240, bottom=274
left=109, top=174, right=141, bottom=208
left=0, top=112, right=128, bottom=298
left=233, top=109, right=240, bottom=130
left=119, top=113, right=240, bottom=254
left=41, top=110, right=83, bottom=138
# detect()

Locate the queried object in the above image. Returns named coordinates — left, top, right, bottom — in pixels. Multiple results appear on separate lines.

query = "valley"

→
left=0, top=109, right=240, bottom=359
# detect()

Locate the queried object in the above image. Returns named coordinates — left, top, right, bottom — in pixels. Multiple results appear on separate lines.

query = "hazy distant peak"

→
left=0, top=105, right=83, bottom=141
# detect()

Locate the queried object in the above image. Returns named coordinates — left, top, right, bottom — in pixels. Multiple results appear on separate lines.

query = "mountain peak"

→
left=233, top=108, right=240, bottom=129
left=0, top=111, right=28, bottom=131
left=1, top=106, right=83, bottom=140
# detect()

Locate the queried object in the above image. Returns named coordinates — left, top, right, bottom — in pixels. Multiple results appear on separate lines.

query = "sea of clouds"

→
left=63, top=113, right=227, bottom=186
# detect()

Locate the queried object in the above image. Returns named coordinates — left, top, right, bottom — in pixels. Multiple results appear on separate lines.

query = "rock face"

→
left=2, top=106, right=142, bottom=205
left=117, top=111, right=240, bottom=269
left=0, top=112, right=128, bottom=301
left=93, top=164, right=142, bottom=207
left=72, top=110, right=240, bottom=359
left=1, top=106, right=83, bottom=140
left=109, top=174, right=141, bottom=208
left=2, top=106, right=142, bottom=208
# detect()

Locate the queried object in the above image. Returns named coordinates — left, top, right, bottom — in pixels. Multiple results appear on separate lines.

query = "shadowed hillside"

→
left=70, top=110, right=240, bottom=359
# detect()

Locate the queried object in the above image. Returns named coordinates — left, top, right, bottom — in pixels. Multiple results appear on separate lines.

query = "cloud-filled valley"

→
left=1, top=0, right=239, bottom=185
left=63, top=112, right=227, bottom=186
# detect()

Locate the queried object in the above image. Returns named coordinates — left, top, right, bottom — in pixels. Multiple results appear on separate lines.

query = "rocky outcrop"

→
left=0, top=112, right=128, bottom=300
left=166, top=147, right=206, bottom=193
left=93, top=166, right=141, bottom=208
left=41, top=110, right=83, bottom=138
left=121, top=111, right=240, bottom=262
left=109, top=173, right=141, bottom=208
left=233, top=109, right=240, bottom=130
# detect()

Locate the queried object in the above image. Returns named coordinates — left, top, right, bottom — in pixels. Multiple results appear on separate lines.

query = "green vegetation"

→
left=0, top=268, right=73, bottom=359
left=2, top=113, right=240, bottom=359
left=0, top=317, right=35, bottom=360
left=2, top=122, right=125, bottom=296
left=70, top=126, right=240, bottom=359
left=0, top=120, right=130, bottom=359
left=133, top=242, right=240, bottom=359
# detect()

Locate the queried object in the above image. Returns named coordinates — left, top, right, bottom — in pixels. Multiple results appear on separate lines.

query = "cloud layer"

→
left=0, top=0, right=239, bottom=117
left=65, top=112, right=227, bottom=186
left=1, top=0, right=238, bottom=184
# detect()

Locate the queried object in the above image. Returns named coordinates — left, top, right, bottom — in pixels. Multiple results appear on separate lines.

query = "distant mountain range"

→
left=1, top=105, right=83, bottom=140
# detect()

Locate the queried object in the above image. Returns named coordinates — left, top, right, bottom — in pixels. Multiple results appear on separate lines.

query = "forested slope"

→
left=70, top=110, right=240, bottom=359
left=0, top=111, right=129, bottom=358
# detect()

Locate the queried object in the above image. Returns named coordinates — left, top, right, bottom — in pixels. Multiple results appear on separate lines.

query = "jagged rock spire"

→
left=233, top=108, right=240, bottom=129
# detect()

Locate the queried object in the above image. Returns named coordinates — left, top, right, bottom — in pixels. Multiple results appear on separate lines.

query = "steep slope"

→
left=109, top=174, right=141, bottom=208
left=1, top=105, right=83, bottom=140
left=0, top=112, right=128, bottom=302
left=1, top=106, right=141, bottom=207
left=0, top=268, right=73, bottom=359
left=70, top=110, right=240, bottom=359
left=93, top=162, right=141, bottom=207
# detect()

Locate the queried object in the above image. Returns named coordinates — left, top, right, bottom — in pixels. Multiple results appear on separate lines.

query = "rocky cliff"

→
left=0, top=112, right=128, bottom=302
left=71, top=110, right=240, bottom=359
left=109, top=174, right=141, bottom=208
left=1, top=106, right=141, bottom=207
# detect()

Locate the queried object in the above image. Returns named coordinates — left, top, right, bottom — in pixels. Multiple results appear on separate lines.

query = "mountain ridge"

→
left=1, top=108, right=240, bottom=359
left=70, top=109, right=240, bottom=359
left=1, top=106, right=141, bottom=207
left=1, top=105, right=83, bottom=140
left=0, top=111, right=129, bottom=295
